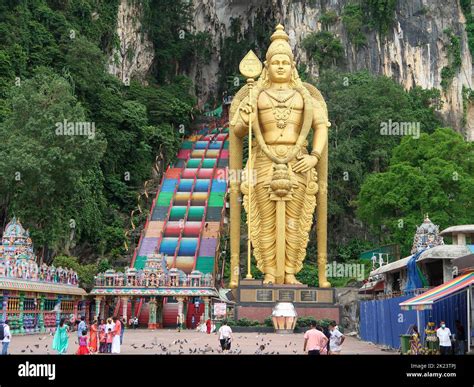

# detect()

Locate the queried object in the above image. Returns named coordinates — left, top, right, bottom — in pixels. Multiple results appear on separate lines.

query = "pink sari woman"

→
left=89, top=320, right=99, bottom=353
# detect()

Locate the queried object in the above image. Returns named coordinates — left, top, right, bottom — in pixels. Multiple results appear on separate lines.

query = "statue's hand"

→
left=239, top=101, right=255, bottom=125
left=293, top=155, right=318, bottom=173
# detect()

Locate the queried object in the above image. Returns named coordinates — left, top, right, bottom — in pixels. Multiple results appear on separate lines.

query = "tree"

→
left=309, top=70, right=441, bottom=251
left=0, top=68, right=107, bottom=258
left=357, top=128, right=474, bottom=255
left=52, top=255, right=97, bottom=291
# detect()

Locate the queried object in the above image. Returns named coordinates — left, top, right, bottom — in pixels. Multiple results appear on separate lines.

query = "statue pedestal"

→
left=235, top=279, right=340, bottom=323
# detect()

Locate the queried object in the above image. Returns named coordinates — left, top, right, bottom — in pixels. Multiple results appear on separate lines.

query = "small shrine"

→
left=411, top=214, right=444, bottom=254
left=0, top=218, right=86, bottom=334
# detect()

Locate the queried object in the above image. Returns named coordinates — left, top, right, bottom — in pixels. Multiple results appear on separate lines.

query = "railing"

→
left=94, top=271, right=214, bottom=288
left=374, top=287, right=432, bottom=300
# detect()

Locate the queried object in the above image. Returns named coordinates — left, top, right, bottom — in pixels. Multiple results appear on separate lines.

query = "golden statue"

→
left=229, top=24, right=331, bottom=287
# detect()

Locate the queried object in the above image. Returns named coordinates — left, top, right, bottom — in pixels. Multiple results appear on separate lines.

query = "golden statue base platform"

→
left=235, top=279, right=340, bottom=323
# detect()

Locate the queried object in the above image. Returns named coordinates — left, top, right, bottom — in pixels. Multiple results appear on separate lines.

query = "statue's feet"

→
left=320, top=280, right=331, bottom=288
left=284, top=274, right=302, bottom=285
left=263, top=274, right=276, bottom=284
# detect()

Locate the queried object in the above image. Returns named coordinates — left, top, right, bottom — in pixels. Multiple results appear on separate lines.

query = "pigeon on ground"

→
left=34, top=344, right=39, bottom=349
left=21, top=349, right=26, bottom=353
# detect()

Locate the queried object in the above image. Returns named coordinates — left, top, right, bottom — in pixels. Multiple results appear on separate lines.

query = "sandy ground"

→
left=5, top=329, right=396, bottom=355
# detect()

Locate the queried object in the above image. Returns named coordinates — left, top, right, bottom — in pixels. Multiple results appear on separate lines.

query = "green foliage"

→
left=218, top=13, right=276, bottom=94
left=97, top=258, right=112, bottom=273
left=342, top=3, right=367, bottom=48
left=461, top=0, right=474, bottom=57
left=296, top=316, right=335, bottom=328
left=302, top=32, right=344, bottom=69
left=364, top=0, right=397, bottom=35
left=357, top=128, right=474, bottom=255
left=462, top=86, right=474, bottom=126
left=52, top=255, right=97, bottom=291
left=320, top=10, right=339, bottom=28
left=296, top=262, right=319, bottom=287
left=0, top=0, right=195, bottom=268
left=337, top=239, right=374, bottom=262
left=141, top=0, right=212, bottom=84
left=263, top=316, right=273, bottom=327
left=0, top=69, right=107, bottom=254
left=312, top=70, right=441, bottom=251
left=440, top=29, right=462, bottom=91
left=226, top=318, right=261, bottom=327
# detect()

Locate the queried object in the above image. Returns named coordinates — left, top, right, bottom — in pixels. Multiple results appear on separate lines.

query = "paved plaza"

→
left=6, top=329, right=396, bottom=355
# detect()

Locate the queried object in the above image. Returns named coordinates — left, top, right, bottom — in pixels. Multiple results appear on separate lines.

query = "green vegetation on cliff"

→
left=0, top=0, right=197, bottom=269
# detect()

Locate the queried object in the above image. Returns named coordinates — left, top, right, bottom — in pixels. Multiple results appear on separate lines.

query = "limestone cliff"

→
left=109, top=0, right=474, bottom=138
left=107, top=0, right=154, bottom=85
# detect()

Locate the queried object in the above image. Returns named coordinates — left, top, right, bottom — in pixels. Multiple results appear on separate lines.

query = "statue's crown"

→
left=266, top=24, right=294, bottom=62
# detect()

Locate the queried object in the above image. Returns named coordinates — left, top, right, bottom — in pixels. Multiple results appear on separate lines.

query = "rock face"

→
left=109, top=0, right=473, bottom=138
left=336, top=287, right=362, bottom=334
left=107, top=0, right=154, bottom=85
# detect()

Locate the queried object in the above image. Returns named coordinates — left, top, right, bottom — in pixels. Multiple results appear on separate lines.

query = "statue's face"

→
left=267, top=54, right=292, bottom=83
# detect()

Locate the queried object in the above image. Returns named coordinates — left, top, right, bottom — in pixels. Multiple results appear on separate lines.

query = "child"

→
left=99, top=320, right=107, bottom=353
left=106, top=328, right=113, bottom=353
left=76, top=330, right=90, bottom=355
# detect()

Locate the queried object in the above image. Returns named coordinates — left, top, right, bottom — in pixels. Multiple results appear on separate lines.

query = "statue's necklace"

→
left=264, top=89, right=296, bottom=104
left=264, top=90, right=296, bottom=130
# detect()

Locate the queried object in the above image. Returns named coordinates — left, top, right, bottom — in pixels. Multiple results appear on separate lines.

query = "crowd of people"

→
left=409, top=320, right=466, bottom=355
left=303, top=321, right=345, bottom=355
left=0, top=315, right=468, bottom=355
left=49, top=315, right=125, bottom=355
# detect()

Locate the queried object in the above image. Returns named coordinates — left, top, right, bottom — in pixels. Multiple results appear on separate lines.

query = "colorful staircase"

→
left=131, top=125, right=229, bottom=278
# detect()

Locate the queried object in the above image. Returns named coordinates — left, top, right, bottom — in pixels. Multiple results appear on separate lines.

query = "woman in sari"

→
left=111, top=316, right=121, bottom=354
left=89, top=319, right=99, bottom=353
left=52, top=318, right=69, bottom=354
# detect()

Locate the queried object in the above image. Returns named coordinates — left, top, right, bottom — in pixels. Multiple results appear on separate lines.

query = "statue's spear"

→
left=239, top=50, right=262, bottom=280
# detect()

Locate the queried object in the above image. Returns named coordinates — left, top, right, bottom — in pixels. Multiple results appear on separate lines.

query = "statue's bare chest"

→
left=257, top=89, right=304, bottom=141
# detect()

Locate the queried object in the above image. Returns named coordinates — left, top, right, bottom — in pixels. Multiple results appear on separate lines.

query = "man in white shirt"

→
left=436, top=320, right=452, bottom=355
left=1, top=320, right=11, bottom=355
left=329, top=322, right=345, bottom=354
left=218, top=320, right=233, bottom=352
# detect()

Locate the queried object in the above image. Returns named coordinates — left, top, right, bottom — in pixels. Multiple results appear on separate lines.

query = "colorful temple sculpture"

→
left=0, top=218, right=86, bottom=334
left=91, top=125, right=228, bottom=329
